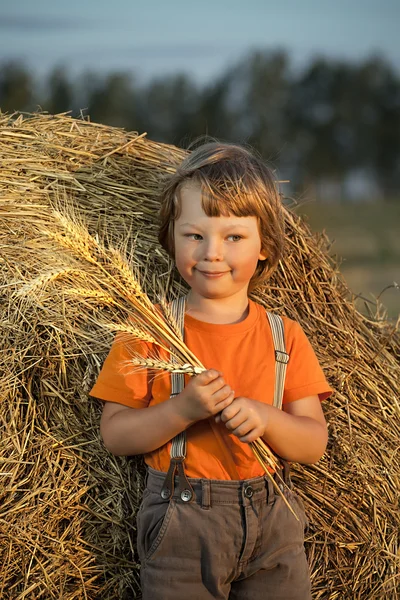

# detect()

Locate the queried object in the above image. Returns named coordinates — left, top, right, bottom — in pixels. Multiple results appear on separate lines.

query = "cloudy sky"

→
left=1, top=0, right=399, bottom=82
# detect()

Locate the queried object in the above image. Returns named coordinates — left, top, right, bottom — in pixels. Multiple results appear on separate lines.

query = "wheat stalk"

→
left=102, top=323, right=160, bottom=345
left=65, top=288, right=116, bottom=306
left=128, top=352, right=204, bottom=375
left=16, top=267, right=87, bottom=296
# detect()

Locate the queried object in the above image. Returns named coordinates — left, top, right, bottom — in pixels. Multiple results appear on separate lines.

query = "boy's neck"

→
left=185, top=292, right=250, bottom=325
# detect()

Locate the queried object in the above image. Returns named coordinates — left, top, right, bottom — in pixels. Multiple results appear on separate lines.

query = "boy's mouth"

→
left=197, top=269, right=229, bottom=278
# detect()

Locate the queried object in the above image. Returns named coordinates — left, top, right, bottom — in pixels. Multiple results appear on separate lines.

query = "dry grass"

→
left=0, top=112, right=399, bottom=599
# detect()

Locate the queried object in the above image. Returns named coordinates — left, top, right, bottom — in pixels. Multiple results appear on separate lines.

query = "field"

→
left=295, top=202, right=400, bottom=321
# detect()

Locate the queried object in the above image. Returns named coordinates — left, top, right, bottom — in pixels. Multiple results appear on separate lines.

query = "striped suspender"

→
left=266, top=312, right=290, bottom=410
left=160, top=300, right=289, bottom=501
left=160, top=297, right=194, bottom=502
left=169, top=296, right=187, bottom=460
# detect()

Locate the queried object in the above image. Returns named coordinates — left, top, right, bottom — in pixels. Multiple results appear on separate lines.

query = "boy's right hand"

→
left=176, top=369, right=234, bottom=425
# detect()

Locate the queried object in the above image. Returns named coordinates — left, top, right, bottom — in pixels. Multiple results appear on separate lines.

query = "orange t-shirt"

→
left=90, top=300, right=332, bottom=480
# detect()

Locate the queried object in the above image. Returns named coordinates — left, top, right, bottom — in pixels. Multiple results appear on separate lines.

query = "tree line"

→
left=1, top=51, right=399, bottom=200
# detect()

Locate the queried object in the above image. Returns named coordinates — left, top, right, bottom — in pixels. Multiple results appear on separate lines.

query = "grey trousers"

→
left=136, top=467, right=312, bottom=600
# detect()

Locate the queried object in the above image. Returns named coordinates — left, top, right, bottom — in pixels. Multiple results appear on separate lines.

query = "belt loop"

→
left=281, top=459, right=293, bottom=489
left=265, top=474, right=275, bottom=505
left=201, top=479, right=211, bottom=510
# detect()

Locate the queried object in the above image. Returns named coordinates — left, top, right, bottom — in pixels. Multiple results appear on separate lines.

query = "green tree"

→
left=87, top=72, right=136, bottom=129
left=191, top=72, right=238, bottom=141
left=287, top=58, right=355, bottom=196
left=45, top=67, right=74, bottom=115
left=0, top=61, right=35, bottom=112
left=230, top=51, right=291, bottom=160
left=139, top=74, right=199, bottom=145
left=365, top=58, right=400, bottom=199
left=287, top=56, right=400, bottom=200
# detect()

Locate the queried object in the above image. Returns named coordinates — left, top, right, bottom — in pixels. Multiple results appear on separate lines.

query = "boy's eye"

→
left=184, top=233, right=242, bottom=241
left=185, top=233, right=203, bottom=240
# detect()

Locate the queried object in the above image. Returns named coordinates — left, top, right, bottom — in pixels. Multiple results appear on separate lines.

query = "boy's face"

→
left=173, top=182, right=267, bottom=302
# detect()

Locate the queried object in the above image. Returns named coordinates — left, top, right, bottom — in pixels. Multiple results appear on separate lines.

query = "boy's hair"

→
left=158, top=142, right=285, bottom=289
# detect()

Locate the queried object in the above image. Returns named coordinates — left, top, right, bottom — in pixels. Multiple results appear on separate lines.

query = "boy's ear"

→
left=258, top=249, right=268, bottom=261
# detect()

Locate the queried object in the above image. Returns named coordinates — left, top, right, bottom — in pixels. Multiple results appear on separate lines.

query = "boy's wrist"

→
left=168, top=391, right=198, bottom=429
left=260, top=402, right=274, bottom=439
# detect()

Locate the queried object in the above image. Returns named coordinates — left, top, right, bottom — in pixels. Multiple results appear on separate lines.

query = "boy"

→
left=91, top=142, right=331, bottom=600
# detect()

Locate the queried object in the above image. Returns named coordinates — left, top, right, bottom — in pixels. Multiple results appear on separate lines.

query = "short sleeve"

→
left=282, top=319, right=332, bottom=404
left=89, top=334, right=153, bottom=408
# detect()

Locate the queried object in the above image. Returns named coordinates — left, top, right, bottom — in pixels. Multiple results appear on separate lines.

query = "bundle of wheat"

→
left=0, top=112, right=398, bottom=600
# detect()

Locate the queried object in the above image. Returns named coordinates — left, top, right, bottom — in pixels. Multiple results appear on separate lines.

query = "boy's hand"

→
left=177, top=369, right=235, bottom=424
left=216, top=397, right=268, bottom=443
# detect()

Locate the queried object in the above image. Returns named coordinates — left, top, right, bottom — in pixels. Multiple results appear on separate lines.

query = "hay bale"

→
left=0, top=112, right=398, bottom=599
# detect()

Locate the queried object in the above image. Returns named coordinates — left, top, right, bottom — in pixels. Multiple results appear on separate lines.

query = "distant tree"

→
left=140, top=74, right=199, bottom=145
left=286, top=58, right=355, bottom=196
left=364, top=58, right=400, bottom=199
left=287, top=56, right=400, bottom=200
left=0, top=53, right=399, bottom=199
left=0, top=61, right=35, bottom=113
left=87, top=72, right=136, bottom=129
left=227, top=50, right=290, bottom=160
left=191, top=72, right=238, bottom=142
left=45, top=67, right=74, bottom=115
left=326, top=55, right=400, bottom=199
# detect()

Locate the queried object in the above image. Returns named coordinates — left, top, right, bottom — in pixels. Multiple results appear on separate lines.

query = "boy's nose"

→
left=203, top=239, right=223, bottom=261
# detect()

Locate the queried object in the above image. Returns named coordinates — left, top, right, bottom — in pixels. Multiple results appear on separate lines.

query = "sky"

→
left=1, top=0, right=399, bottom=82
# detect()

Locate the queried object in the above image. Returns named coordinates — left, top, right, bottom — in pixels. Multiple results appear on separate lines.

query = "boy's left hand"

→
left=215, top=397, right=268, bottom=443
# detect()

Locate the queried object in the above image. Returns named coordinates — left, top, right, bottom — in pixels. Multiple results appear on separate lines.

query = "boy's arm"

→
left=100, top=369, right=234, bottom=456
left=262, top=396, right=328, bottom=463
left=218, top=395, right=328, bottom=464
left=100, top=397, right=193, bottom=456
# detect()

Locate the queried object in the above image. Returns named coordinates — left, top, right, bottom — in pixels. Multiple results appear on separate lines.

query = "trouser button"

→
left=244, top=485, right=253, bottom=498
left=181, top=489, right=193, bottom=502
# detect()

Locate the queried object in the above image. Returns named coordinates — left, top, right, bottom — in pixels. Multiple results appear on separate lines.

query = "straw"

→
left=0, top=112, right=398, bottom=599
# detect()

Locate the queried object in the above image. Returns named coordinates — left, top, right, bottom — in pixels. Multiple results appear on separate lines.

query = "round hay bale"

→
left=0, top=112, right=398, bottom=599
